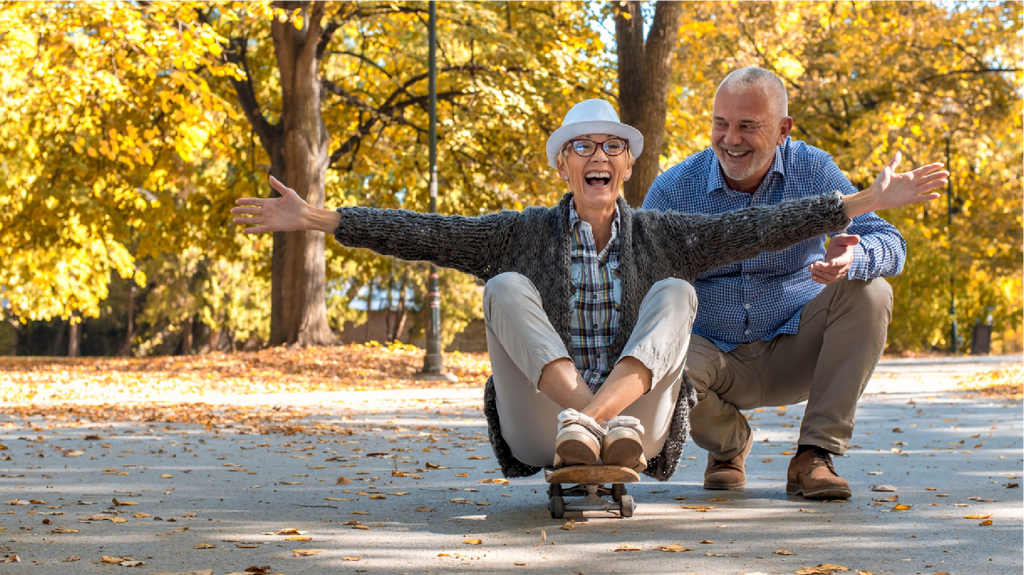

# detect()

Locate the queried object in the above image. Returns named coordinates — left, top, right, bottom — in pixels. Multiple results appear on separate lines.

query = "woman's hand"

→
left=232, top=177, right=340, bottom=234
left=843, top=152, right=949, bottom=218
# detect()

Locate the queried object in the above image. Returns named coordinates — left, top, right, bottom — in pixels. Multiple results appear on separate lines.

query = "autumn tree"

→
left=0, top=2, right=612, bottom=353
left=662, top=0, right=1022, bottom=352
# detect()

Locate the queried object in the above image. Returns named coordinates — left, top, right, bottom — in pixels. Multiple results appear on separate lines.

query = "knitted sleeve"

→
left=648, top=191, right=850, bottom=280
left=332, top=207, right=515, bottom=281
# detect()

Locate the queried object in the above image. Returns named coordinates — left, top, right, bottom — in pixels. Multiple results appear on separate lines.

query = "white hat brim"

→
left=546, top=120, right=644, bottom=169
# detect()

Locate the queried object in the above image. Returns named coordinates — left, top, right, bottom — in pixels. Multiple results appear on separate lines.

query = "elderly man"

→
left=643, top=67, right=911, bottom=500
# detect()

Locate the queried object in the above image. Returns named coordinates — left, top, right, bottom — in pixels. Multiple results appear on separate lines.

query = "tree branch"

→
left=224, top=37, right=280, bottom=153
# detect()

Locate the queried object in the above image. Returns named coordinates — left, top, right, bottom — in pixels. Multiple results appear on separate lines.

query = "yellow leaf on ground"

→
left=193, top=543, right=216, bottom=549
left=965, top=513, right=992, bottom=519
left=462, top=539, right=482, bottom=545
left=294, top=549, right=325, bottom=556
left=796, top=564, right=850, bottom=574
left=285, top=536, right=312, bottom=541
left=613, top=543, right=642, bottom=552
left=656, top=544, right=692, bottom=552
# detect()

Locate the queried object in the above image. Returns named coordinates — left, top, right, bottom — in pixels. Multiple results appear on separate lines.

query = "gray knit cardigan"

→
left=334, top=191, right=850, bottom=480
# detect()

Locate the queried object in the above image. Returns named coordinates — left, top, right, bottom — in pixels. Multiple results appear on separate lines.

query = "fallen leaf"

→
left=979, top=519, right=993, bottom=526
left=656, top=544, right=692, bottom=552
left=285, top=536, right=312, bottom=541
left=193, top=542, right=216, bottom=549
left=775, top=549, right=795, bottom=555
left=964, top=513, right=992, bottom=519
left=795, top=564, right=849, bottom=574
left=870, top=485, right=897, bottom=492
left=893, top=504, right=912, bottom=510
left=613, top=543, right=643, bottom=552
left=700, top=539, right=715, bottom=544
left=462, top=539, right=482, bottom=545
left=293, top=549, right=325, bottom=556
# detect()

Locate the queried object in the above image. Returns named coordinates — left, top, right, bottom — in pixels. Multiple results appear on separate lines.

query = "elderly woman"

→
left=232, top=99, right=946, bottom=481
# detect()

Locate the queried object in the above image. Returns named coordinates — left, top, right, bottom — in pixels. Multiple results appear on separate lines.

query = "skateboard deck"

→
left=544, top=465, right=640, bottom=518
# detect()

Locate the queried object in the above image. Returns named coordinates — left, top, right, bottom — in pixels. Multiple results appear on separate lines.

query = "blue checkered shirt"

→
left=568, top=200, right=622, bottom=391
left=642, top=137, right=906, bottom=351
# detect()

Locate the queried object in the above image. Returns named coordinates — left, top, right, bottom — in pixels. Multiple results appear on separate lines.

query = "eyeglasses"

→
left=568, top=138, right=629, bottom=158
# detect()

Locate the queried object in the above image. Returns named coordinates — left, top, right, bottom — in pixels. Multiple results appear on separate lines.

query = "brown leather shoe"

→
left=786, top=448, right=852, bottom=500
left=703, top=433, right=753, bottom=490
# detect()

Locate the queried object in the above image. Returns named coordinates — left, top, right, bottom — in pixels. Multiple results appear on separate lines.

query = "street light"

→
left=419, top=1, right=455, bottom=381
left=939, top=97, right=960, bottom=354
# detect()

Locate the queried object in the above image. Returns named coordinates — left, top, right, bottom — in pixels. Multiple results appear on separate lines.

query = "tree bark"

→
left=68, top=315, right=80, bottom=358
left=616, top=1, right=683, bottom=208
left=253, top=2, right=335, bottom=347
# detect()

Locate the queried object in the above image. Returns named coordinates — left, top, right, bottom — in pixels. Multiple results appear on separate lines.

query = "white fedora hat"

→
left=545, top=99, right=643, bottom=169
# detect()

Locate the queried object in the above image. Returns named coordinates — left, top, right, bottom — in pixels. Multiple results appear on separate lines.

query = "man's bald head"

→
left=717, top=67, right=789, bottom=121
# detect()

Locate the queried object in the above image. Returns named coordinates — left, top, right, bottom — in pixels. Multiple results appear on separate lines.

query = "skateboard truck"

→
left=544, top=465, right=640, bottom=518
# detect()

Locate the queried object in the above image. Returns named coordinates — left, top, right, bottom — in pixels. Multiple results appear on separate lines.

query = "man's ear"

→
left=778, top=116, right=794, bottom=145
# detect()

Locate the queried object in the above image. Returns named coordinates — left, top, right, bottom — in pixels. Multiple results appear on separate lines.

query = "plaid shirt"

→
left=643, top=137, right=906, bottom=352
left=568, top=200, right=622, bottom=391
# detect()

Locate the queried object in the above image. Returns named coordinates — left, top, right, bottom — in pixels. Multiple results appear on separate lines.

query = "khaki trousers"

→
left=685, top=278, right=893, bottom=460
left=483, top=272, right=696, bottom=468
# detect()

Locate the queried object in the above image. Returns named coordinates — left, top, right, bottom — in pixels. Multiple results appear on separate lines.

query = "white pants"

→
left=483, top=272, right=696, bottom=468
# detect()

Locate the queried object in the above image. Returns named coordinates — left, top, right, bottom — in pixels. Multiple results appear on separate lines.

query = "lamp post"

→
left=419, top=1, right=454, bottom=381
left=939, top=97, right=960, bottom=354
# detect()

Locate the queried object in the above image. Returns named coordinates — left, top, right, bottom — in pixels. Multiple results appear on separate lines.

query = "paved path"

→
left=1, top=356, right=1020, bottom=574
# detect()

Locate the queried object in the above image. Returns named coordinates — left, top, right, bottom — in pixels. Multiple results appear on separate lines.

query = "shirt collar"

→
left=568, top=197, right=621, bottom=242
left=706, top=138, right=788, bottom=195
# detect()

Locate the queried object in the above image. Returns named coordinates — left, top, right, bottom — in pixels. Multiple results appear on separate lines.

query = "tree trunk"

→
left=616, top=1, right=683, bottom=208
left=266, top=2, right=335, bottom=347
left=181, top=315, right=193, bottom=355
left=68, top=316, right=80, bottom=358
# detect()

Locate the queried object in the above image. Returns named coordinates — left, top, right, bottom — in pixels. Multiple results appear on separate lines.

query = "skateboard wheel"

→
left=547, top=483, right=562, bottom=498
left=611, top=483, right=626, bottom=501
left=549, top=495, right=565, bottom=519
left=619, top=495, right=634, bottom=518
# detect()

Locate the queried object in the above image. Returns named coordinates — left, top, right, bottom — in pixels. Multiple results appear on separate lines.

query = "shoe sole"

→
left=785, top=482, right=852, bottom=500
left=602, top=431, right=646, bottom=472
left=703, top=480, right=745, bottom=491
left=555, top=432, right=600, bottom=467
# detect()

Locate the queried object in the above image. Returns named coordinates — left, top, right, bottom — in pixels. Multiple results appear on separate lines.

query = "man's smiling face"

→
left=711, top=82, right=791, bottom=193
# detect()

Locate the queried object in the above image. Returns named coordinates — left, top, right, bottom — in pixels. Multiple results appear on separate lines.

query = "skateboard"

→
left=544, top=465, right=640, bottom=518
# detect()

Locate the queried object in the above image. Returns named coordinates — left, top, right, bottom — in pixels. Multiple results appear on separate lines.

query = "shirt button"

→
left=592, top=324, right=598, bottom=329
left=744, top=329, right=751, bottom=335
left=592, top=295, right=598, bottom=300
left=596, top=354, right=601, bottom=359
left=744, top=303, right=751, bottom=310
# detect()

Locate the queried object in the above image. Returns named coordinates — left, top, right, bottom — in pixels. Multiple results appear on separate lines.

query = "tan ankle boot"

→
left=703, top=433, right=753, bottom=490
left=786, top=448, right=852, bottom=500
